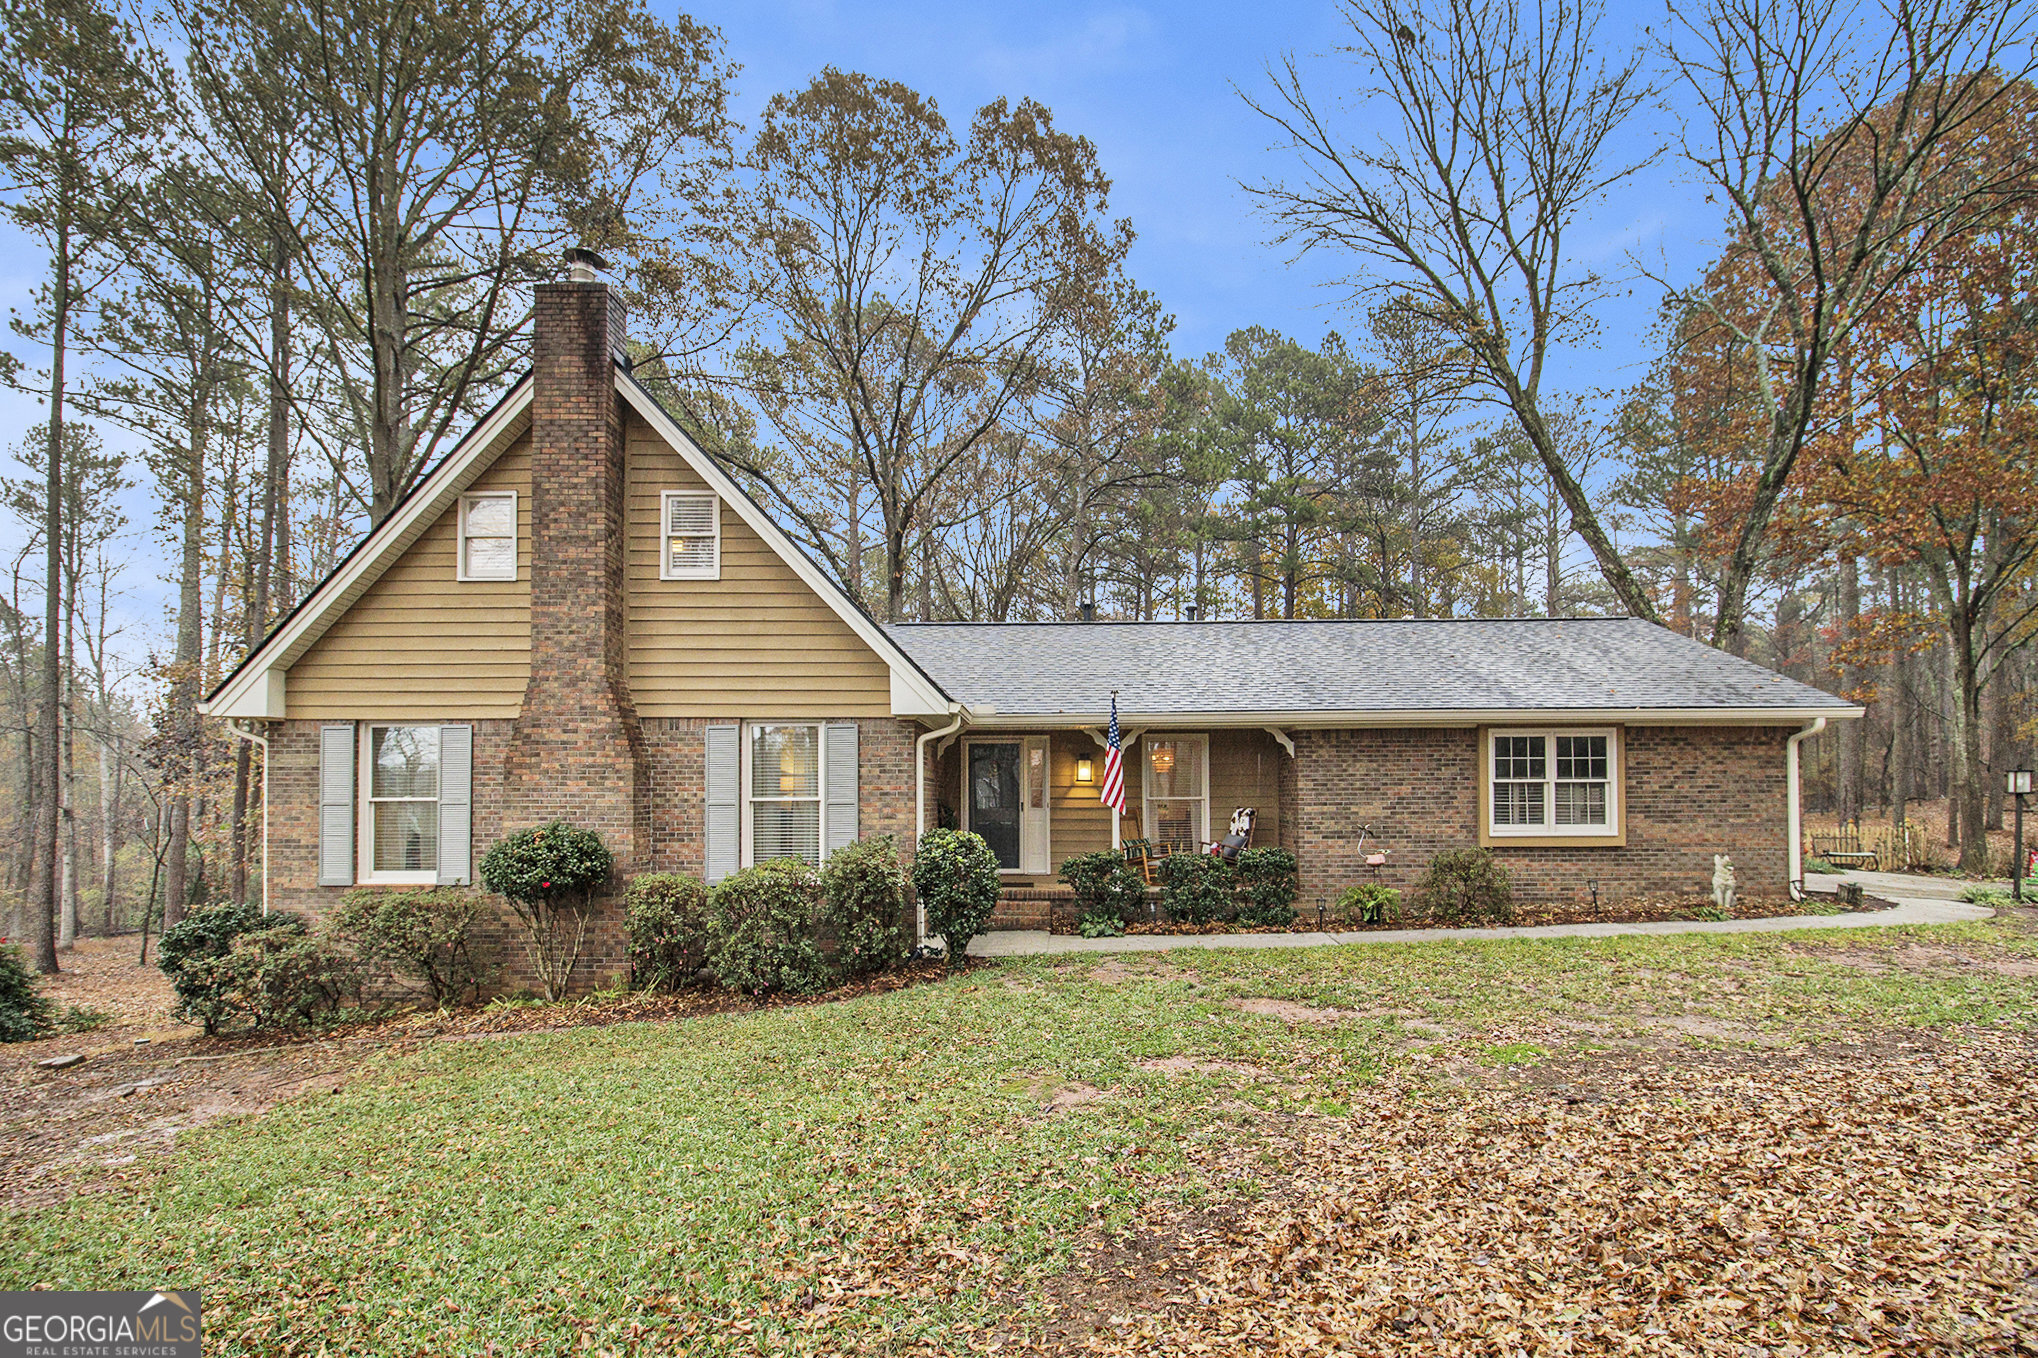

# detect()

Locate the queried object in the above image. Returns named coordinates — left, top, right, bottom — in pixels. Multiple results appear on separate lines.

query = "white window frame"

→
left=358, top=724, right=442, bottom=884
left=455, top=490, right=518, bottom=582
left=741, top=721, right=824, bottom=868
left=1141, top=733, right=1210, bottom=854
left=660, top=490, right=721, bottom=581
left=1485, top=727, right=1621, bottom=840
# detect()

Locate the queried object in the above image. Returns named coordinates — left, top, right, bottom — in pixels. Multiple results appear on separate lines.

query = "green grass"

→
left=6, top=920, right=2037, bottom=1354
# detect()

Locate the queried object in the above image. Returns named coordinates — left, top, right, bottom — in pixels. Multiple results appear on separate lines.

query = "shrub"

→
left=914, top=828, right=1001, bottom=969
left=158, top=902, right=269, bottom=1034
left=1060, top=851, right=1148, bottom=932
left=1335, top=882, right=1401, bottom=925
left=478, top=821, right=613, bottom=1001
left=1415, top=848, right=1514, bottom=925
left=1159, top=852, right=1232, bottom=924
left=624, top=874, right=714, bottom=992
left=1234, top=848, right=1299, bottom=927
left=821, top=836, right=908, bottom=978
left=160, top=905, right=357, bottom=1032
left=335, top=888, right=491, bottom=1007
left=708, top=859, right=829, bottom=995
left=0, top=943, right=51, bottom=1043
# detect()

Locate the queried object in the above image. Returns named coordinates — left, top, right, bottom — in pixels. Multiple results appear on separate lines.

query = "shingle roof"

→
left=882, top=617, right=1855, bottom=721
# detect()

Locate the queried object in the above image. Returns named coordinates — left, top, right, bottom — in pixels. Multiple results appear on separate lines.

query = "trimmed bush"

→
left=914, top=828, right=1000, bottom=969
left=334, top=888, right=491, bottom=1007
left=625, top=873, right=714, bottom=992
left=1234, top=847, right=1299, bottom=927
left=0, top=942, right=51, bottom=1043
left=160, top=905, right=356, bottom=1032
left=478, top=821, right=613, bottom=1001
left=1335, top=882, right=1402, bottom=925
left=1060, top=851, right=1148, bottom=931
left=708, top=859, right=829, bottom=995
left=821, top=836, right=908, bottom=978
left=1160, top=852, right=1232, bottom=924
left=158, top=902, right=269, bottom=1034
left=1416, top=848, right=1514, bottom=925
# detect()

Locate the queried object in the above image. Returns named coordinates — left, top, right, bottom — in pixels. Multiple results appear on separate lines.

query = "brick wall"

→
left=267, top=716, right=925, bottom=994
left=1288, top=725, right=1789, bottom=909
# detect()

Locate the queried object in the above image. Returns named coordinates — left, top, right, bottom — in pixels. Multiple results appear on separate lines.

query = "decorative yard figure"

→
left=1712, top=854, right=1738, bottom=912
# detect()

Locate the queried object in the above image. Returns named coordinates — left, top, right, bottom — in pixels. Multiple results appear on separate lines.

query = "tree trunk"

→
left=27, top=224, right=72, bottom=976
left=164, top=404, right=208, bottom=932
left=99, top=732, right=119, bottom=934
left=1836, top=554, right=1862, bottom=825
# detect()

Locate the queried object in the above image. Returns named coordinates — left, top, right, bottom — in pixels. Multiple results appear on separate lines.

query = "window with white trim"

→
left=457, top=491, right=517, bottom=581
left=747, top=723, right=821, bottom=865
left=1488, top=728, right=1618, bottom=836
left=361, top=725, right=440, bottom=879
left=1143, top=734, right=1209, bottom=855
left=661, top=491, right=720, bottom=579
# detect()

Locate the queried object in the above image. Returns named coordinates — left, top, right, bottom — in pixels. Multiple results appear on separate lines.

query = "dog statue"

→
left=1712, top=854, right=1738, bottom=912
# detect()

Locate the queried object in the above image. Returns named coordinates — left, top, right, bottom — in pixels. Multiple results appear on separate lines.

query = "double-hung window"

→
left=661, top=491, right=720, bottom=580
left=747, top=723, right=821, bottom=865
left=362, top=725, right=440, bottom=880
left=1486, top=728, right=1620, bottom=840
left=457, top=491, right=517, bottom=581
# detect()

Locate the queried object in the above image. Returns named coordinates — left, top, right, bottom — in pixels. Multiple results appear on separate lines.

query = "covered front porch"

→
left=924, top=725, right=1290, bottom=910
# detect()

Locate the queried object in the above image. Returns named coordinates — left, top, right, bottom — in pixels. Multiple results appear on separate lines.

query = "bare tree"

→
left=1660, top=0, right=2038, bottom=653
left=1243, top=0, right=1662, bottom=623
left=728, top=69, right=1129, bottom=620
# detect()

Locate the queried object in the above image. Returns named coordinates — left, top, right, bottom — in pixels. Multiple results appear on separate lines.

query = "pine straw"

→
left=1025, top=1028, right=2038, bottom=1355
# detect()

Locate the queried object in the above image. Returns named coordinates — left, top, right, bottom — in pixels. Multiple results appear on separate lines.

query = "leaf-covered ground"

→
left=4, top=914, right=2037, bottom=1355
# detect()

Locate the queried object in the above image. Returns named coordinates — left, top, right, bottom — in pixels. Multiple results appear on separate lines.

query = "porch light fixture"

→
left=1076, top=755, right=1094, bottom=783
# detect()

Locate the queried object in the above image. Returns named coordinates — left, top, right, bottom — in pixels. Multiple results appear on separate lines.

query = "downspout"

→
left=227, top=720, right=271, bottom=915
left=1786, top=717, right=1827, bottom=901
left=915, top=706, right=966, bottom=944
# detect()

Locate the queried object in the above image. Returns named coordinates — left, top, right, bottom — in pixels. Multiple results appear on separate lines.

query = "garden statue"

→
left=1711, top=854, right=1738, bottom=912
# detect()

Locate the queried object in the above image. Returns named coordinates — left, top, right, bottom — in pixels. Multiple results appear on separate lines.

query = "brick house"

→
left=201, top=269, right=1858, bottom=980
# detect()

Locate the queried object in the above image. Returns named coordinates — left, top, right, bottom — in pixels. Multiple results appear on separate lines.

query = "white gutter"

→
left=227, top=720, right=271, bottom=915
left=964, top=705, right=1864, bottom=731
left=1785, top=717, right=1827, bottom=901
left=915, top=707, right=967, bottom=944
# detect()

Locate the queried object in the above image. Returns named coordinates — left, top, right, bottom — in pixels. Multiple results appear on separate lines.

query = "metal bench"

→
left=1809, top=826, right=1880, bottom=872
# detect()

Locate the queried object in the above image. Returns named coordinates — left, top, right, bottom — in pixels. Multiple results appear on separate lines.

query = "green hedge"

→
left=913, top=828, right=1000, bottom=968
left=624, top=874, right=714, bottom=992
left=708, top=859, right=830, bottom=995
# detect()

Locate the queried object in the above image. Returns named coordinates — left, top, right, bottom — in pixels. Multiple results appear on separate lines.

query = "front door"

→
left=968, top=742, right=1022, bottom=869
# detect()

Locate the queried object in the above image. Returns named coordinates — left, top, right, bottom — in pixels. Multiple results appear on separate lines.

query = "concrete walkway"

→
left=966, top=872, right=1994, bottom=958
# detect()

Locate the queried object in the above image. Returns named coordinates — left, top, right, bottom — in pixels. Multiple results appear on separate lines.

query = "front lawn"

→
left=5, top=918, right=2037, bottom=1355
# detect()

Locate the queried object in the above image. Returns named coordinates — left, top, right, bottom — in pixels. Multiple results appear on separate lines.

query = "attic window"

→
left=458, top=491, right=517, bottom=581
left=661, top=491, right=720, bottom=580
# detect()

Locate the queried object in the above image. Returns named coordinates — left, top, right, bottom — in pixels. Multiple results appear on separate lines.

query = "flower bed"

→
left=1097, top=890, right=1899, bottom=936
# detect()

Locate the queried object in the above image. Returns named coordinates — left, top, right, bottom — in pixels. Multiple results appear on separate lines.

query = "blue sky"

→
left=0, top=0, right=1732, bottom=666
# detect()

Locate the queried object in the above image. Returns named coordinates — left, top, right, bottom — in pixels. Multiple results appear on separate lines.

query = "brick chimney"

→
left=504, top=266, right=647, bottom=870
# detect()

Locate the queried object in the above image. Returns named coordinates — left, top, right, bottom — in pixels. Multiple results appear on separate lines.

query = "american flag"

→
left=1100, top=693, right=1127, bottom=817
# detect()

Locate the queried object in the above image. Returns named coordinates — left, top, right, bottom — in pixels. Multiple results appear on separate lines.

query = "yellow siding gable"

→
left=624, top=412, right=891, bottom=717
left=283, top=408, right=893, bottom=721
left=287, top=440, right=534, bottom=719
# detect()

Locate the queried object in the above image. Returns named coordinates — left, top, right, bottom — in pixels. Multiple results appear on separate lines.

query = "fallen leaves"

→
left=1033, top=1028, right=2038, bottom=1355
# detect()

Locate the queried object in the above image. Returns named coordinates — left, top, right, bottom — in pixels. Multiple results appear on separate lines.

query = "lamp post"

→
left=2009, top=769, right=2033, bottom=903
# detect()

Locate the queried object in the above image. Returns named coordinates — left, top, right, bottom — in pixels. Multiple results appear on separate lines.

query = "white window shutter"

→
left=319, top=725, right=356, bottom=886
left=824, top=722, right=859, bottom=856
left=705, top=724, right=740, bottom=884
left=437, top=725, right=473, bottom=885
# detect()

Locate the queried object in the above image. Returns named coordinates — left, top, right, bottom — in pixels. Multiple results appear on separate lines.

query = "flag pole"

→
left=1110, top=688, right=1122, bottom=853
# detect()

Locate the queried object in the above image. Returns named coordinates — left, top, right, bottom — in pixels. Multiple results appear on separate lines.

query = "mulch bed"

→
left=1108, top=891, right=1900, bottom=937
